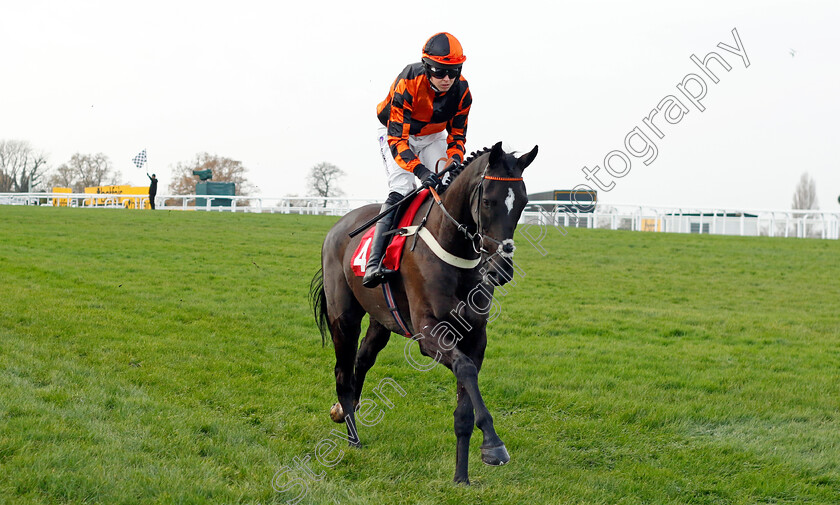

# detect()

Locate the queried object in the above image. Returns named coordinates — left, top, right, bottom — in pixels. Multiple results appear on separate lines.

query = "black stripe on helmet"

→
left=424, top=33, right=450, bottom=57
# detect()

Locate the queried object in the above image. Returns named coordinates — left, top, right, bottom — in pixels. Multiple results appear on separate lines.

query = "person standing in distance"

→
left=363, top=32, right=472, bottom=288
left=147, top=173, right=158, bottom=210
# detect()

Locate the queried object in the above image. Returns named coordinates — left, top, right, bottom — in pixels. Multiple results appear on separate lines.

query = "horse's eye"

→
left=482, top=199, right=490, bottom=208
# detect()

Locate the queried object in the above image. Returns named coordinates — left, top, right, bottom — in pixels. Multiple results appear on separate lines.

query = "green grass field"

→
left=1, top=205, right=838, bottom=505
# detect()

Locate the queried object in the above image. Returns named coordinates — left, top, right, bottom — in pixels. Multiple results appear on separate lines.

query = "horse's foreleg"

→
left=453, top=380, right=475, bottom=484
left=451, top=354, right=509, bottom=467
left=414, top=329, right=508, bottom=482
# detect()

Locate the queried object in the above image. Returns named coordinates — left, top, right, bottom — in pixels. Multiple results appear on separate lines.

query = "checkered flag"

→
left=132, top=149, right=147, bottom=169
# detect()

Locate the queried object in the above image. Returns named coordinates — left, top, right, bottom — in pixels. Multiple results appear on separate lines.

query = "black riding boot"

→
left=362, top=193, right=402, bottom=288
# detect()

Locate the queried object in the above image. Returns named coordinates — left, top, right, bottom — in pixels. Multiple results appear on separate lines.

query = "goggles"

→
left=427, top=65, right=461, bottom=79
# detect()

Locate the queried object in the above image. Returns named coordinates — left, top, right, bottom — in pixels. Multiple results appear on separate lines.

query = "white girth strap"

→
left=399, top=226, right=481, bottom=269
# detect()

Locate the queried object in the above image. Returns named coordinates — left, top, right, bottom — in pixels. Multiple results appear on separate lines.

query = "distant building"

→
left=527, top=189, right=597, bottom=212
left=527, top=189, right=598, bottom=228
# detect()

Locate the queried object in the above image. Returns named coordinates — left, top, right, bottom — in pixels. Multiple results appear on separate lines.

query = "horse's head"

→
left=460, top=141, right=538, bottom=286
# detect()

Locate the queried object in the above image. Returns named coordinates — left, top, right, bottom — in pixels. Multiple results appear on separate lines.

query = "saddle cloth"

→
left=351, top=189, right=430, bottom=277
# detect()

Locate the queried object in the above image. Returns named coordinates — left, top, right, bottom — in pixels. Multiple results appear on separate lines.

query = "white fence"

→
left=521, top=204, right=840, bottom=240
left=0, top=192, right=379, bottom=216
left=2, top=192, right=838, bottom=240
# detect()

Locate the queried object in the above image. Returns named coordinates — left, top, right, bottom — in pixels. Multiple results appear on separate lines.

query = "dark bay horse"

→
left=310, top=141, right=538, bottom=484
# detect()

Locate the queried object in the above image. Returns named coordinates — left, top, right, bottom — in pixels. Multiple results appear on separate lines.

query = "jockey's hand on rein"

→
left=445, top=160, right=463, bottom=179
left=423, top=172, right=442, bottom=189
left=415, top=165, right=442, bottom=190
left=436, top=160, right=463, bottom=193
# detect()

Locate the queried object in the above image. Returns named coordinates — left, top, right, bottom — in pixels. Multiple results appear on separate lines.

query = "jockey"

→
left=363, top=32, right=473, bottom=288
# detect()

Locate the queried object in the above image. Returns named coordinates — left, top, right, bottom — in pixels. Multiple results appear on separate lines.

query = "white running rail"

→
left=2, top=193, right=837, bottom=240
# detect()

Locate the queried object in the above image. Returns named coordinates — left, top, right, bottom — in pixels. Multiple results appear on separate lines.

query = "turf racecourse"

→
left=1, top=206, right=838, bottom=505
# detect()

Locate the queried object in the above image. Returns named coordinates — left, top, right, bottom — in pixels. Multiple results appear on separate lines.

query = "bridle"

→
left=428, top=161, right=523, bottom=262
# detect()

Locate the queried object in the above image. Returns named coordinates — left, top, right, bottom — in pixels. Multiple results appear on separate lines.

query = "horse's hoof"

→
left=453, top=476, right=470, bottom=486
left=480, top=444, right=510, bottom=466
left=329, top=402, right=345, bottom=423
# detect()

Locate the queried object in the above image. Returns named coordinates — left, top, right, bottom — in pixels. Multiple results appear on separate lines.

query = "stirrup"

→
left=363, top=267, right=391, bottom=288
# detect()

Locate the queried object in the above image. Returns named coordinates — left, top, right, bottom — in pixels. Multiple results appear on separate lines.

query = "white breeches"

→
left=377, top=127, right=448, bottom=196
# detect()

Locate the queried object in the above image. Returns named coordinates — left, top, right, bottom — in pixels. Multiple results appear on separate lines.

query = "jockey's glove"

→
left=445, top=160, right=463, bottom=179
left=414, top=165, right=442, bottom=189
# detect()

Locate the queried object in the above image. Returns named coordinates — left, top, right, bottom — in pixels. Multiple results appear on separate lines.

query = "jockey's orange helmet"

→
left=421, top=32, right=466, bottom=68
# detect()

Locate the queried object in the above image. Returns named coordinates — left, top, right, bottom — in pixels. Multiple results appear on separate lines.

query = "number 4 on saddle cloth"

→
left=350, top=189, right=432, bottom=277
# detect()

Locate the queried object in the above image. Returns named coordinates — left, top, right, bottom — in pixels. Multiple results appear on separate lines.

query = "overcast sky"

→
left=2, top=0, right=838, bottom=210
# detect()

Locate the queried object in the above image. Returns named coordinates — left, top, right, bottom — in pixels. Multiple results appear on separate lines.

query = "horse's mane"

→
left=461, top=146, right=493, bottom=170
left=450, top=144, right=515, bottom=186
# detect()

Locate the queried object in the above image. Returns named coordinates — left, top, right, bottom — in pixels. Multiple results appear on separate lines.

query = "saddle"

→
left=351, top=189, right=431, bottom=277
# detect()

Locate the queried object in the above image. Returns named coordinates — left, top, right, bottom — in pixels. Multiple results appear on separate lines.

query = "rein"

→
left=427, top=162, right=523, bottom=262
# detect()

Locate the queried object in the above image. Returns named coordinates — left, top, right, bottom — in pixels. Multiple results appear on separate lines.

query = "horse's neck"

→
left=426, top=172, right=478, bottom=257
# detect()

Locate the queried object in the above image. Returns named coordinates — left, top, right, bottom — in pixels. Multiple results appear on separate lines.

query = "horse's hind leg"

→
left=326, top=290, right=365, bottom=446
left=353, top=319, right=391, bottom=406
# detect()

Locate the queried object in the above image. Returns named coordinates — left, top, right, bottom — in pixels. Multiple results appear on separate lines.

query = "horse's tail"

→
left=309, top=268, right=329, bottom=347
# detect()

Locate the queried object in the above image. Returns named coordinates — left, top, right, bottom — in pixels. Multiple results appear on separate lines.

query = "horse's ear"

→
left=516, top=145, right=539, bottom=172
left=489, top=141, right=504, bottom=168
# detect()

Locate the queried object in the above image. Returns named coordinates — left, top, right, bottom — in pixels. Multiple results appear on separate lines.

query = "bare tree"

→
left=49, top=153, right=121, bottom=192
left=46, top=163, right=77, bottom=190
left=0, top=140, right=49, bottom=192
left=790, top=172, right=822, bottom=237
left=307, top=162, right=345, bottom=206
left=168, top=153, right=255, bottom=196
left=792, top=172, right=819, bottom=212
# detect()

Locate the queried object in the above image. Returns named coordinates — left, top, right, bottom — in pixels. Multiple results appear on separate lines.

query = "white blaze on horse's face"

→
left=504, top=187, right=515, bottom=214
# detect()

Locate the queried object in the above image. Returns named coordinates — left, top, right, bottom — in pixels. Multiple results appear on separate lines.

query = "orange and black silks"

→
left=377, top=62, right=472, bottom=174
